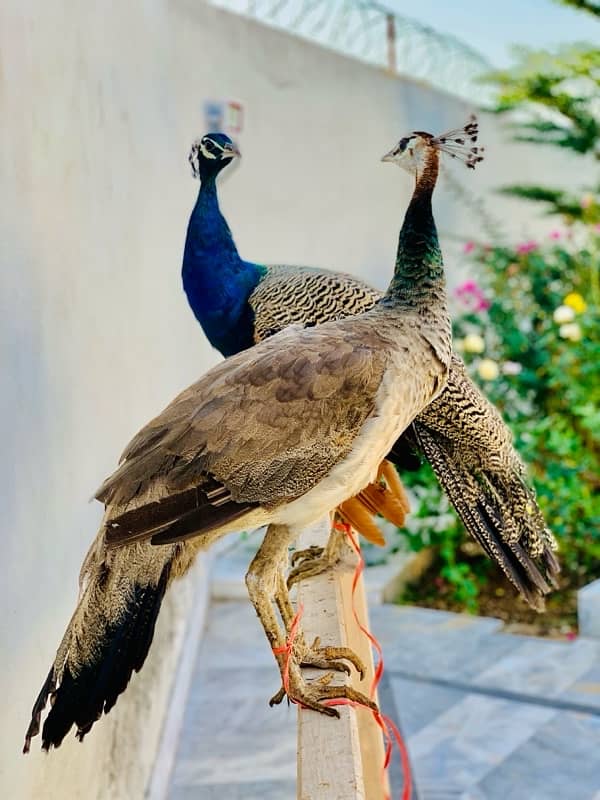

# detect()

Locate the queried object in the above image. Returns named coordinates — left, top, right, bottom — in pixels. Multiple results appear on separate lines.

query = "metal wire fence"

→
left=208, top=0, right=492, bottom=103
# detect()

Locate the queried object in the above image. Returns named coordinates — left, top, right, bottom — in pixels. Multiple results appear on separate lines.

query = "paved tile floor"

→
left=168, top=602, right=600, bottom=799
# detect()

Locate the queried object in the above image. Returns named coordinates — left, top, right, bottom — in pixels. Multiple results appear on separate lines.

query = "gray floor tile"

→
left=169, top=600, right=600, bottom=800
left=473, top=637, right=600, bottom=698
left=478, top=711, right=600, bottom=799
left=371, top=605, right=519, bottom=681
left=560, top=663, right=600, bottom=711
left=170, top=779, right=296, bottom=800
left=371, top=604, right=503, bottom=637
left=171, top=666, right=296, bottom=788
left=408, top=694, right=556, bottom=792
left=199, top=600, right=275, bottom=669
left=389, top=676, right=466, bottom=737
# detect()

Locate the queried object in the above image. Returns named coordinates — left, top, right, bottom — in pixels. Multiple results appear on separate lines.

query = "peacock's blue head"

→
left=189, top=133, right=240, bottom=181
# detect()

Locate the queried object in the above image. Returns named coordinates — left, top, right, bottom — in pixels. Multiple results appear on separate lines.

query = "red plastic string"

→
left=331, top=520, right=412, bottom=800
left=273, top=522, right=412, bottom=800
left=272, top=602, right=305, bottom=699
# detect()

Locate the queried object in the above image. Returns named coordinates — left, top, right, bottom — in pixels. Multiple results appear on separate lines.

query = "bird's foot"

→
left=287, top=554, right=333, bottom=588
left=269, top=664, right=378, bottom=718
left=288, top=531, right=348, bottom=590
left=300, top=637, right=366, bottom=680
left=290, top=545, right=324, bottom=568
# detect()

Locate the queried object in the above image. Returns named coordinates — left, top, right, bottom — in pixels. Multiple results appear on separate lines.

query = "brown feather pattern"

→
left=248, top=265, right=559, bottom=602
left=97, top=308, right=444, bottom=549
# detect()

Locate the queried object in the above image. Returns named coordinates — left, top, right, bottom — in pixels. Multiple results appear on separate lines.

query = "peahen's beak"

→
left=381, top=147, right=398, bottom=163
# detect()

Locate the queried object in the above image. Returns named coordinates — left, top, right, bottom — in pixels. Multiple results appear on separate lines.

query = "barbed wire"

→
left=208, top=0, right=493, bottom=103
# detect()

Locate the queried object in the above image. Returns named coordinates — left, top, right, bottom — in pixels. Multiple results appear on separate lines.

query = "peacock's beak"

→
left=381, top=148, right=398, bottom=163
left=224, top=144, right=241, bottom=159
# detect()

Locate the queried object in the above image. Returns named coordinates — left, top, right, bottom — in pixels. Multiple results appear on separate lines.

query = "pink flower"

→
left=463, top=241, right=475, bottom=254
left=454, top=280, right=490, bottom=313
left=593, top=223, right=600, bottom=234
left=549, top=230, right=562, bottom=240
left=516, top=240, right=537, bottom=255
left=565, top=632, right=577, bottom=641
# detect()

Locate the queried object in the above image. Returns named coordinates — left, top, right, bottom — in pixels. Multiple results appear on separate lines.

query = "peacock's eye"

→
left=204, top=140, right=214, bottom=151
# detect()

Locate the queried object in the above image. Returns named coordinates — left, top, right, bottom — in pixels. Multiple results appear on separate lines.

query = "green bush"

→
left=398, top=225, right=600, bottom=609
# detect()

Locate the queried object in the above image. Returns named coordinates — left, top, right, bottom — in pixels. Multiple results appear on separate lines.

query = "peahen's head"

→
left=382, top=116, right=484, bottom=175
left=189, top=133, right=240, bottom=181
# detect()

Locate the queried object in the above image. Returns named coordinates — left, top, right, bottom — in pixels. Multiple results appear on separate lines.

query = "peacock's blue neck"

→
left=182, top=176, right=267, bottom=357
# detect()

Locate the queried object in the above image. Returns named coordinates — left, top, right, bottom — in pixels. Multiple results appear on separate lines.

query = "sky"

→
left=387, top=0, right=600, bottom=67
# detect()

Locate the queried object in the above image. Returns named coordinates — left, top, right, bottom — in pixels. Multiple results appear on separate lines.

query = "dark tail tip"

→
left=23, top=668, right=55, bottom=754
left=24, top=562, right=171, bottom=752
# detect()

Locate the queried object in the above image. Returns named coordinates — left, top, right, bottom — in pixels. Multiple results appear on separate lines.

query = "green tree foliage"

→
left=484, top=42, right=600, bottom=221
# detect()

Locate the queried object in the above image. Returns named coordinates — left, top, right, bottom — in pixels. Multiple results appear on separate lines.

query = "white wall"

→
left=0, top=2, right=581, bottom=798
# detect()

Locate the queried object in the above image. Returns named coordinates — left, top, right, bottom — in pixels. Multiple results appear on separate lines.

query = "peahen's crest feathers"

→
left=432, top=115, right=484, bottom=169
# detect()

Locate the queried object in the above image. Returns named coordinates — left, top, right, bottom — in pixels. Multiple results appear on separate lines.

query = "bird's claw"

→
left=300, top=641, right=366, bottom=680
left=290, top=545, right=324, bottom=568
left=269, top=669, right=378, bottom=718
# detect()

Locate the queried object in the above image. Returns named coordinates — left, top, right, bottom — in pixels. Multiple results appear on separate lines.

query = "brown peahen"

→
left=24, top=121, right=478, bottom=751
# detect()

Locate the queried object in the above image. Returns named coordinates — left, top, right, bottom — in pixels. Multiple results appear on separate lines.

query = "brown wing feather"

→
left=98, top=318, right=394, bottom=547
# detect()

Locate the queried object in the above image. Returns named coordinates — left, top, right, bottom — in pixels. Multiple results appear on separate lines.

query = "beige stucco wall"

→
left=1, top=2, right=582, bottom=798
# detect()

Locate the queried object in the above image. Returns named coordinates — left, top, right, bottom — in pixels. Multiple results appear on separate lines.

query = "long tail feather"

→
left=24, top=543, right=174, bottom=752
left=410, top=425, right=559, bottom=608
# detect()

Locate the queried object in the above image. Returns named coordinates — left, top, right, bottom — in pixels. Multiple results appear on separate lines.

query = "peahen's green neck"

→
left=382, top=151, right=444, bottom=311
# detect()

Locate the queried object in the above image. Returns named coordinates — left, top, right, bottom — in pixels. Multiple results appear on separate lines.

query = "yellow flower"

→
left=478, top=358, right=499, bottom=380
left=564, top=292, right=587, bottom=314
left=461, top=333, right=485, bottom=354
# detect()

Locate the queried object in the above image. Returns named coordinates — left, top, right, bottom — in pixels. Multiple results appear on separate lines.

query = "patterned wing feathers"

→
left=98, top=323, right=388, bottom=547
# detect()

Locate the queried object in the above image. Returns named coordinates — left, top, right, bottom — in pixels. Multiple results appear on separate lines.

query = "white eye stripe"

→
left=199, top=141, right=219, bottom=160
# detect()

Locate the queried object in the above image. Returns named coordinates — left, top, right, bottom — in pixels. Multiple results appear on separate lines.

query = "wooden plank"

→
left=341, top=560, right=391, bottom=800
left=296, top=516, right=388, bottom=800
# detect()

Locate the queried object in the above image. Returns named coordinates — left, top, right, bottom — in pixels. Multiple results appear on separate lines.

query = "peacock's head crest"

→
left=189, top=133, right=240, bottom=180
left=381, top=115, right=484, bottom=174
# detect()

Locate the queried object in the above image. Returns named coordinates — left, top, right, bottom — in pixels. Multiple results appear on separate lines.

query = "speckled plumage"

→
left=250, top=265, right=381, bottom=342
left=23, top=532, right=221, bottom=752
left=98, top=305, right=447, bottom=538
left=250, top=268, right=558, bottom=603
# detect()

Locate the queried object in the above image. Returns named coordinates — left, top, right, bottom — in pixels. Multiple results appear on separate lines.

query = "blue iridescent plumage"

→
left=182, top=134, right=266, bottom=356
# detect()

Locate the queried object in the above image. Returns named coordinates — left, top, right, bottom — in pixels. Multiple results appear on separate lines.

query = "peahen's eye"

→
left=398, top=137, right=410, bottom=151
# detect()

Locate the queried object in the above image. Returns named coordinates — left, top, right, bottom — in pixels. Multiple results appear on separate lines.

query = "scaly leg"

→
left=274, top=568, right=365, bottom=678
left=247, top=524, right=373, bottom=716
